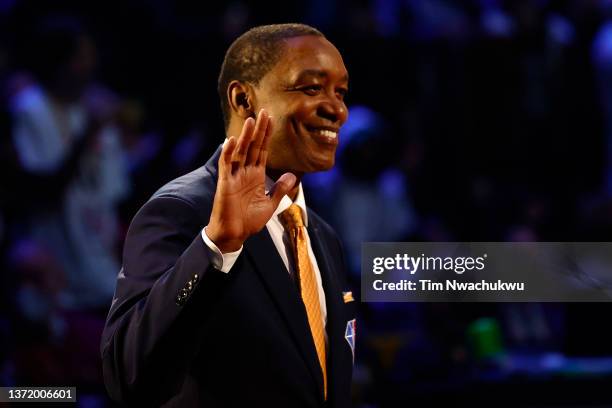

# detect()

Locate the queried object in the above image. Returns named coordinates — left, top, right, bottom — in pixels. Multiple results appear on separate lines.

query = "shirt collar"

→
left=266, top=176, right=308, bottom=227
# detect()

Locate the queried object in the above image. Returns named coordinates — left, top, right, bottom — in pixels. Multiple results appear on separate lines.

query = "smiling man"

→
left=101, top=24, right=355, bottom=407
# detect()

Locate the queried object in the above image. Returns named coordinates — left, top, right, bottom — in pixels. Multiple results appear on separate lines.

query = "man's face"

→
left=253, top=35, right=349, bottom=174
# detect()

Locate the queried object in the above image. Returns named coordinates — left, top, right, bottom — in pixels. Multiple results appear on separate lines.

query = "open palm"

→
left=206, top=110, right=296, bottom=252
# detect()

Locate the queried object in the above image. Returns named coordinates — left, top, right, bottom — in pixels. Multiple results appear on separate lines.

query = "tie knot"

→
left=279, top=203, right=304, bottom=230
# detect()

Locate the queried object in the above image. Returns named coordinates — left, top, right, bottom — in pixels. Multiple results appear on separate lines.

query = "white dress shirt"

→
left=201, top=179, right=327, bottom=327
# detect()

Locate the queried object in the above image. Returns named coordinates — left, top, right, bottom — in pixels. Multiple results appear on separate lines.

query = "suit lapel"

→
left=243, top=230, right=324, bottom=398
left=307, top=213, right=345, bottom=401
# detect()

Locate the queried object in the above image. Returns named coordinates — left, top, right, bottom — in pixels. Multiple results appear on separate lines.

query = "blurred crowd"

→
left=1, top=0, right=612, bottom=406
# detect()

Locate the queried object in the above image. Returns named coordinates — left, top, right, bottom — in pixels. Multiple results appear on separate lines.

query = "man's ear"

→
left=228, top=80, right=256, bottom=119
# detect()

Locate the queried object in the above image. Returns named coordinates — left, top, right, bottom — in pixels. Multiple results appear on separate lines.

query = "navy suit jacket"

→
left=101, top=147, right=355, bottom=407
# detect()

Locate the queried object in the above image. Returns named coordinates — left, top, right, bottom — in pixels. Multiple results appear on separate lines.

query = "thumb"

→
left=269, top=172, right=297, bottom=207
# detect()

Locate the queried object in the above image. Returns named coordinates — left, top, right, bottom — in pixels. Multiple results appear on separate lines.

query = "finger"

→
left=258, top=150, right=268, bottom=169
left=232, top=117, right=255, bottom=167
left=268, top=172, right=297, bottom=208
left=219, top=136, right=237, bottom=176
left=246, top=109, right=268, bottom=166
left=256, top=115, right=274, bottom=166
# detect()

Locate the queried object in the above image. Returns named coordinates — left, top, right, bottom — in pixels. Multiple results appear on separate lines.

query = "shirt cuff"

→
left=201, top=227, right=242, bottom=273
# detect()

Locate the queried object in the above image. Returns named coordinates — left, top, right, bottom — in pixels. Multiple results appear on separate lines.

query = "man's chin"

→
left=309, top=156, right=336, bottom=173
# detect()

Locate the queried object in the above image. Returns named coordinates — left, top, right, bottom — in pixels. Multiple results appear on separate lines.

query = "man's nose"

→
left=317, top=95, right=348, bottom=125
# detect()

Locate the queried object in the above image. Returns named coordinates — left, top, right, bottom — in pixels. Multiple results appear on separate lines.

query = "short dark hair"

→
left=217, top=23, right=324, bottom=129
left=28, top=16, right=87, bottom=86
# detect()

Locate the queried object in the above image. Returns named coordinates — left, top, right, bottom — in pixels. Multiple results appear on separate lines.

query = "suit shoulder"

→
left=150, top=165, right=216, bottom=210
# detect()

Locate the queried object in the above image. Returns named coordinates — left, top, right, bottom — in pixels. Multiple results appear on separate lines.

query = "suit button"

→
left=176, top=288, right=189, bottom=305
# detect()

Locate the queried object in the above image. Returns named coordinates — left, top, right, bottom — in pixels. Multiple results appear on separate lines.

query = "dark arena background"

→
left=1, top=0, right=612, bottom=406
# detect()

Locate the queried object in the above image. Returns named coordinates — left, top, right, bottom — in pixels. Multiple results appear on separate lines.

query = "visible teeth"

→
left=317, top=129, right=337, bottom=138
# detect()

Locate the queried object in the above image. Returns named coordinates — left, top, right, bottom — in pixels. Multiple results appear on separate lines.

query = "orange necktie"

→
left=279, top=204, right=327, bottom=400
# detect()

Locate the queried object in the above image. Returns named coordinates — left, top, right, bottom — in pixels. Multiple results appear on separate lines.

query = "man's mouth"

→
left=304, top=125, right=339, bottom=144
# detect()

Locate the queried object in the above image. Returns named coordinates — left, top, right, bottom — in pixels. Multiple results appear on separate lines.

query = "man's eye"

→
left=337, top=88, right=348, bottom=99
left=301, top=85, right=322, bottom=95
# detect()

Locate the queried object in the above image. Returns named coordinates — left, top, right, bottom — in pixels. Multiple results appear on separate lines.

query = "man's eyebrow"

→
left=294, top=69, right=349, bottom=83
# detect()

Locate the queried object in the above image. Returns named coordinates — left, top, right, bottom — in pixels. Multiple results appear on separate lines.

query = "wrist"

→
left=204, top=225, right=244, bottom=253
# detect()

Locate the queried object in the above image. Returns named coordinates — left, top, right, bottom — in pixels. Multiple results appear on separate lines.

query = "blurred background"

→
left=1, top=0, right=612, bottom=406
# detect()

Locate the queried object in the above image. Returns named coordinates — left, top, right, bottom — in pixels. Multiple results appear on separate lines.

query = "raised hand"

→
left=206, top=109, right=296, bottom=252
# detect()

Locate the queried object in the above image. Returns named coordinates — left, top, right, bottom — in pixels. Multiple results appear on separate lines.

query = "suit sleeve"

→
left=100, top=195, right=230, bottom=406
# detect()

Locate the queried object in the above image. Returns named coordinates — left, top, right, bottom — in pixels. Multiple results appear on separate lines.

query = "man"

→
left=101, top=24, right=355, bottom=407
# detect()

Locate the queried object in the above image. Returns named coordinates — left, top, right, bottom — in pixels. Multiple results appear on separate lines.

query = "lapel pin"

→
left=345, top=319, right=356, bottom=363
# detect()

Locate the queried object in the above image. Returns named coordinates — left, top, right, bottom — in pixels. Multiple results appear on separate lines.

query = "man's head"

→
left=218, top=24, right=349, bottom=175
left=29, top=17, right=97, bottom=100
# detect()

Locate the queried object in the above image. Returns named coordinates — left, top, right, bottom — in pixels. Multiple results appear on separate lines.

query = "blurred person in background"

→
left=5, top=16, right=129, bottom=387
left=305, top=105, right=417, bottom=278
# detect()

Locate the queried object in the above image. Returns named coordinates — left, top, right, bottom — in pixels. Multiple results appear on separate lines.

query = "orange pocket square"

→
left=342, top=291, right=354, bottom=303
